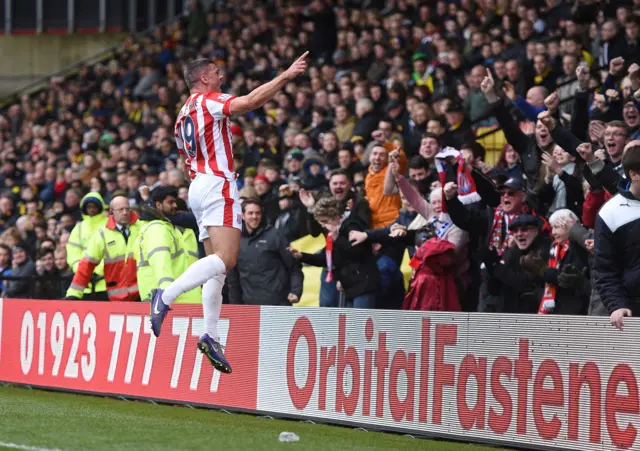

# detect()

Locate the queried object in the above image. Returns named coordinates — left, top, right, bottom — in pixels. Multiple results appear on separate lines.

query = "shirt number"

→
left=181, top=116, right=197, bottom=158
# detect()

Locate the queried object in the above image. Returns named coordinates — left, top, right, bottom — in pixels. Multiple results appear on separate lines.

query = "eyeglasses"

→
left=112, top=207, right=131, bottom=213
left=604, top=132, right=627, bottom=138
left=501, top=190, right=517, bottom=197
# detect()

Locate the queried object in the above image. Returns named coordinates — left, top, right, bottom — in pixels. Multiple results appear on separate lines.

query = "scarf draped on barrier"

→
left=539, top=240, right=569, bottom=314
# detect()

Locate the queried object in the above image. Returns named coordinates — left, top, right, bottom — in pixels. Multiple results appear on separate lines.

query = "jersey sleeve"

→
left=205, top=92, right=237, bottom=119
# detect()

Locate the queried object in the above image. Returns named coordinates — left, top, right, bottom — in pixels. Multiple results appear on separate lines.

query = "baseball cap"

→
left=508, top=213, right=542, bottom=231
left=498, top=177, right=526, bottom=192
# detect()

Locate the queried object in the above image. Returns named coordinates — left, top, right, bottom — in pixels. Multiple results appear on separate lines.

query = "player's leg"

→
left=150, top=175, right=209, bottom=337
left=150, top=176, right=241, bottom=339
left=197, top=236, right=232, bottom=373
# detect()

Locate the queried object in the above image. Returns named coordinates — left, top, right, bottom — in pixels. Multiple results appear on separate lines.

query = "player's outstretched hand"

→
left=285, top=51, right=309, bottom=80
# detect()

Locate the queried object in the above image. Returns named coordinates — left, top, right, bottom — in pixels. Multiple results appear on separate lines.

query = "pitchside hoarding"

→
left=0, top=299, right=637, bottom=451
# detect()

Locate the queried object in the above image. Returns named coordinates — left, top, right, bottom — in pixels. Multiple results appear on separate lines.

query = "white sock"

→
left=162, top=254, right=226, bottom=305
left=202, top=274, right=225, bottom=341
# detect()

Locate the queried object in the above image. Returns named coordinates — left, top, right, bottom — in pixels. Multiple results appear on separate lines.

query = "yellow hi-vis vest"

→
left=66, top=192, right=108, bottom=295
left=173, top=226, right=201, bottom=304
left=134, top=219, right=202, bottom=303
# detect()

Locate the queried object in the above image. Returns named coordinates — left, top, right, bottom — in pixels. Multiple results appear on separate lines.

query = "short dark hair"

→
left=408, top=155, right=429, bottom=170
left=461, top=142, right=486, bottom=161
left=329, top=168, right=353, bottom=184
left=623, top=144, right=640, bottom=179
left=422, top=132, right=440, bottom=144
left=151, top=186, right=178, bottom=206
left=183, top=59, right=213, bottom=90
left=241, top=198, right=262, bottom=213
left=38, top=248, right=54, bottom=260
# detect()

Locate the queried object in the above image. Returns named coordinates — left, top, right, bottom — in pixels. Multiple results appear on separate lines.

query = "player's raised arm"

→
left=227, top=51, right=309, bottom=116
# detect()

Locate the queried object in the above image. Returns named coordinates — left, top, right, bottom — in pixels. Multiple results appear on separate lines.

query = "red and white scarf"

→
left=489, top=207, right=519, bottom=256
left=539, top=241, right=570, bottom=314
left=325, top=214, right=348, bottom=283
left=325, top=232, right=335, bottom=283
left=435, top=147, right=482, bottom=213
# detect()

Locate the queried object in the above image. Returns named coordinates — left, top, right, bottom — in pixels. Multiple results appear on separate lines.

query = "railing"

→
left=0, top=9, right=186, bottom=109
left=0, top=273, right=93, bottom=299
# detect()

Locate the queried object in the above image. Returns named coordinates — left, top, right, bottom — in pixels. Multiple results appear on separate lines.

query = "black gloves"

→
left=557, top=265, right=585, bottom=289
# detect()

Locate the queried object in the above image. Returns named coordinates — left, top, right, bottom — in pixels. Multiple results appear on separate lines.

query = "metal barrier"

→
left=0, top=273, right=94, bottom=299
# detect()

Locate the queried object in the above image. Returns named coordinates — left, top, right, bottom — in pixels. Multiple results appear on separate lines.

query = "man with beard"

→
left=227, top=199, right=303, bottom=306
left=366, top=139, right=407, bottom=229
left=445, top=177, right=531, bottom=312
left=481, top=214, right=551, bottom=313
left=481, top=69, right=553, bottom=186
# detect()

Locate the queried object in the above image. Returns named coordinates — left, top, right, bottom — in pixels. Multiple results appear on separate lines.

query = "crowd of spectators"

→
left=1, top=0, right=640, bottom=328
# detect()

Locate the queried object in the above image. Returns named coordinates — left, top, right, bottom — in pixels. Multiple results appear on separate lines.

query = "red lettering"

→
left=489, top=356, right=513, bottom=434
left=419, top=318, right=430, bottom=423
left=606, top=364, right=639, bottom=449
left=515, top=339, right=532, bottom=435
left=568, top=362, right=601, bottom=444
left=375, top=332, right=389, bottom=417
left=363, top=317, right=374, bottom=417
left=363, top=349, right=373, bottom=416
left=287, top=317, right=317, bottom=410
left=389, top=351, right=416, bottom=422
left=336, top=315, right=360, bottom=416
left=432, top=323, right=457, bottom=425
left=533, top=359, right=564, bottom=440
left=457, top=354, right=487, bottom=430
left=319, top=346, right=336, bottom=411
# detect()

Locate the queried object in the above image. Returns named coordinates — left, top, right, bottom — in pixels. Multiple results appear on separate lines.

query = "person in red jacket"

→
left=403, top=232, right=461, bottom=312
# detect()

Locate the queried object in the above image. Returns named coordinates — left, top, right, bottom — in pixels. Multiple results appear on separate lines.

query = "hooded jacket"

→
left=403, top=238, right=460, bottom=312
left=66, top=192, right=108, bottom=294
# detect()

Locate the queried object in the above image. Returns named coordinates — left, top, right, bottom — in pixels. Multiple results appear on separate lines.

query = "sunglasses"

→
left=501, top=190, right=517, bottom=197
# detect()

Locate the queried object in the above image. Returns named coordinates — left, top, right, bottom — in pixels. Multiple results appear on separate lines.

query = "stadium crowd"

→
left=1, top=0, right=640, bottom=327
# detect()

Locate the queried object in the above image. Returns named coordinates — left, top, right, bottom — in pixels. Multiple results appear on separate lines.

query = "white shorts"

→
left=189, top=173, right=242, bottom=241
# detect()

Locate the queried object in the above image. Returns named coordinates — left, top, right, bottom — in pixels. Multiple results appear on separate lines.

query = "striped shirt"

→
left=174, top=92, right=237, bottom=180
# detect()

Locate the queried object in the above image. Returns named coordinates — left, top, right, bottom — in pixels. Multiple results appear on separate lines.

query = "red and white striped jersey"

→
left=174, top=92, right=237, bottom=180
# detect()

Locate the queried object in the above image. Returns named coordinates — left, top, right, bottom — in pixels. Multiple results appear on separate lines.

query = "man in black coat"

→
left=227, top=199, right=303, bottom=306
left=481, top=214, right=551, bottom=314
left=4, top=242, right=36, bottom=298
left=594, top=143, right=640, bottom=330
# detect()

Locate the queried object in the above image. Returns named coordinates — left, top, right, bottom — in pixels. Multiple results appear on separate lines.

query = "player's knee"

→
left=219, top=253, right=237, bottom=271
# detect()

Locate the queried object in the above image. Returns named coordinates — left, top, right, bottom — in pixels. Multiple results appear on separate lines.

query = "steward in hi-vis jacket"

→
left=66, top=191, right=108, bottom=299
left=135, top=188, right=201, bottom=304
left=65, top=195, right=140, bottom=302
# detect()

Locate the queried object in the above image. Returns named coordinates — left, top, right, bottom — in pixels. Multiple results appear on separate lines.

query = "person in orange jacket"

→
left=365, top=130, right=408, bottom=229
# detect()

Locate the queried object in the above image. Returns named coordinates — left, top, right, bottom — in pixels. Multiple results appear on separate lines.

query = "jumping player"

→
left=149, top=52, right=309, bottom=373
